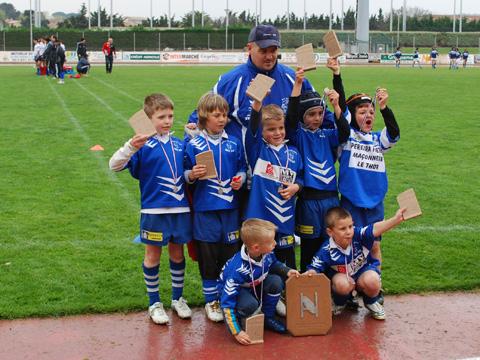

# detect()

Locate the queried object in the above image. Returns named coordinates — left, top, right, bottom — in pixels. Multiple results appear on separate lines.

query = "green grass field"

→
left=1, top=64, right=479, bottom=319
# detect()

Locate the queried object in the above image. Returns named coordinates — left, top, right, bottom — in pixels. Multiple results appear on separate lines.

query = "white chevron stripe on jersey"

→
left=207, top=184, right=233, bottom=194
left=161, top=191, right=185, bottom=201
left=156, top=176, right=182, bottom=184
left=210, top=192, right=234, bottom=203
left=308, top=158, right=328, bottom=169
left=190, top=138, right=208, bottom=151
left=161, top=183, right=184, bottom=192
left=266, top=207, right=293, bottom=223
left=225, top=279, right=238, bottom=296
left=265, top=191, right=289, bottom=206
left=266, top=198, right=292, bottom=214
left=236, top=263, right=250, bottom=276
left=207, top=178, right=231, bottom=187
left=308, top=164, right=331, bottom=176
left=310, top=172, right=335, bottom=184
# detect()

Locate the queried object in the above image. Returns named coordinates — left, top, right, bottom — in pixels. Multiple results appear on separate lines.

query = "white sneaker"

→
left=276, top=297, right=286, bottom=317
left=205, top=300, right=224, bottom=322
left=171, top=297, right=192, bottom=319
left=365, top=301, right=386, bottom=320
left=148, top=302, right=169, bottom=325
left=58, top=79, right=64, bottom=84
left=332, top=303, right=346, bottom=315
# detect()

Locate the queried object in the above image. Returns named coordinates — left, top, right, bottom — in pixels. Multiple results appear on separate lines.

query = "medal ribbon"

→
left=158, top=135, right=178, bottom=189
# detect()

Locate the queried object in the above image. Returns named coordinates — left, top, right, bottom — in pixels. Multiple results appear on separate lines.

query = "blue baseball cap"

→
left=248, top=25, right=281, bottom=48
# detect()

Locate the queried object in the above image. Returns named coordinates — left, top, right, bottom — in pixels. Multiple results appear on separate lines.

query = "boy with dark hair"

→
left=305, top=207, right=406, bottom=320
left=54, top=39, right=66, bottom=84
left=76, top=37, right=87, bottom=60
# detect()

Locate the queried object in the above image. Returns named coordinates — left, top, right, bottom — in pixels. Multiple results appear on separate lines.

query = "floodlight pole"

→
left=201, top=0, right=204, bottom=27
left=453, top=0, right=456, bottom=32
left=255, top=0, right=258, bottom=26
left=329, top=0, right=332, bottom=30
left=225, top=0, right=229, bottom=52
left=259, top=0, right=262, bottom=23
left=98, top=0, right=101, bottom=27
left=168, top=0, right=171, bottom=28
left=110, top=0, right=113, bottom=29
left=150, top=0, right=153, bottom=28
left=38, top=0, right=41, bottom=27
left=341, top=0, right=344, bottom=31
left=29, top=0, right=33, bottom=51
left=287, top=0, right=290, bottom=30
left=402, top=0, right=406, bottom=32
left=389, top=0, right=393, bottom=32
left=303, top=0, right=306, bottom=30
left=459, top=0, right=462, bottom=32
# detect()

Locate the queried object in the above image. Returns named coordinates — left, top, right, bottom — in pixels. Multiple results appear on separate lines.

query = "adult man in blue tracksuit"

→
left=186, top=24, right=320, bottom=144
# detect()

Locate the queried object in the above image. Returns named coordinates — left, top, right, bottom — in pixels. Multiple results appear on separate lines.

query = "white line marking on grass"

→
left=73, top=80, right=130, bottom=125
left=91, top=76, right=143, bottom=104
left=47, top=79, right=137, bottom=210
left=393, top=225, right=479, bottom=233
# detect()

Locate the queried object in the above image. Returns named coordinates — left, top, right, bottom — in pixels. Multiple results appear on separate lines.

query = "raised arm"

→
left=376, top=89, right=400, bottom=140
left=372, top=208, right=406, bottom=238
left=327, top=58, right=347, bottom=113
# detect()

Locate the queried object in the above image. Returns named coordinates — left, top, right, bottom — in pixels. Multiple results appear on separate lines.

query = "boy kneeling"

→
left=219, top=219, right=300, bottom=345
left=305, top=207, right=405, bottom=320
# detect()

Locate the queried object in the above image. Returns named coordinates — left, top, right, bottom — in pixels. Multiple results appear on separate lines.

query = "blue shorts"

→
left=295, top=197, right=340, bottom=239
left=325, top=263, right=381, bottom=281
left=275, top=232, right=296, bottom=249
left=193, top=209, right=240, bottom=244
left=341, top=197, right=384, bottom=242
left=140, top=212, right=192, bottom=246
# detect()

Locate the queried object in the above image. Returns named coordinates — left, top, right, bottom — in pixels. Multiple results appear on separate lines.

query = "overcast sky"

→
left=8, top=0, right=479, bottom=19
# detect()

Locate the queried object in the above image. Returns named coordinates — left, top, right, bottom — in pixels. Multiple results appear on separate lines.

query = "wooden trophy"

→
left=128, top=109, right=156, bottom=137
left=246, top=74, right=276, bottom=102
left=323, top=30, right=343, bottom=58
left=397, top=188, right=422, bottom=220
left=295, top=43, right=317, bottom=71
left=245, top=313, right=265, bottom=344
left=286, top=274, right=332, bottom=336
left=195, top=150, right=218, bottom=180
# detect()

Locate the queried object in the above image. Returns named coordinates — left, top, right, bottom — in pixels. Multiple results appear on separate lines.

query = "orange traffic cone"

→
left=90, top=144, right=104, bottom=151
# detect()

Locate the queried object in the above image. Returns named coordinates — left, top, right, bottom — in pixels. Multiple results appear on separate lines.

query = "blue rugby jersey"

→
left=245, top=127, right=303, bottom=235
left=126, top=135, right=189, bottom=209
left=290, top=126, right=340, bottom=192
left=430, top=49, right=438, bottom=59
left=187, top=57, right=316, bottom=141
left=338, top=127, right=398, bottom=209
left=307, top=225, right=375, bottom=277
left=219, top=245, right=288, bottom=335
left=394, top=50, right=402, bottom=59
left=184, top=131, right=246, bottom=212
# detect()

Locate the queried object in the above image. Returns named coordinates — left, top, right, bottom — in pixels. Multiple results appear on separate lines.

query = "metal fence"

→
left=1, top=29, right=479, bottom=52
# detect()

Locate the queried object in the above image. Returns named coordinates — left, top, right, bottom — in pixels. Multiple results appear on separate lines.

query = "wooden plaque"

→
left=128, top=109, right=156, bottom=137
left=246, top=74, right=276, bottom=102
left=286, top=274, right=332, bottom=336
left=195, top=150, right=218, bottom=180
left=245, top=313, right=264, bottom=344
left=323, top=31, right=343, bottom=58
left=397, top=188, right=422, bottom=220
left=296, top=43, right=317, bottom=71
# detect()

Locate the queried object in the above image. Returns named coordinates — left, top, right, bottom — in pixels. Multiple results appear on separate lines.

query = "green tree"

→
left=0, top=2, right=20, bottom=19
left=89, top=7, right=125, bottom=27
left=58, top=3, right=88, bottom=28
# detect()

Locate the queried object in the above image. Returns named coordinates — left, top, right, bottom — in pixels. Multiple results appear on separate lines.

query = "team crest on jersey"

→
left=287, top=150, right=296, bottom=163
left=172, top=140, right=183, bottom=152
left=224, top=141, right=236, bottom=153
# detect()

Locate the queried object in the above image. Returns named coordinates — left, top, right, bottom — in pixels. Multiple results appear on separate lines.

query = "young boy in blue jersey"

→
left=412, top=48, right=421, bottom=68
left=219, top=218, right=300, bottom=344
left=305, top=206, right=406, bottom=320
left=244, top=100, right=303, bottom=270
left=337, top=88, right=400, bottom=286
left=286, top=59, right=350, bottom=272
left=109, top=93, right=193, bottom=325
left=394, top=47, right=402, bottom=68
left=185, top=92, right=247, bottom=322
left=462, top=49, right=469, bottom=68
left=430, top=47, right=438, bottom=69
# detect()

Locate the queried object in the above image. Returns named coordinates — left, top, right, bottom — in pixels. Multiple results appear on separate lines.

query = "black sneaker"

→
left=264, top=317, right=286, bottom=334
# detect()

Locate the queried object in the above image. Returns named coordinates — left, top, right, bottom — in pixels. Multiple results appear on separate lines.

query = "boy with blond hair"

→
left=244, top=100, right=304, bottom=270
left=109, top=93, right=192, bottom=325
left=219, top=219, right=300, bottom=345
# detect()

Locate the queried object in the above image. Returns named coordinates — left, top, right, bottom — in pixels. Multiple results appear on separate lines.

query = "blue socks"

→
left=143, top=263, right=160, bottom=305
left=202, top=279, right=218, bottom=303
left=170, top=259, right=185, bottom=301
